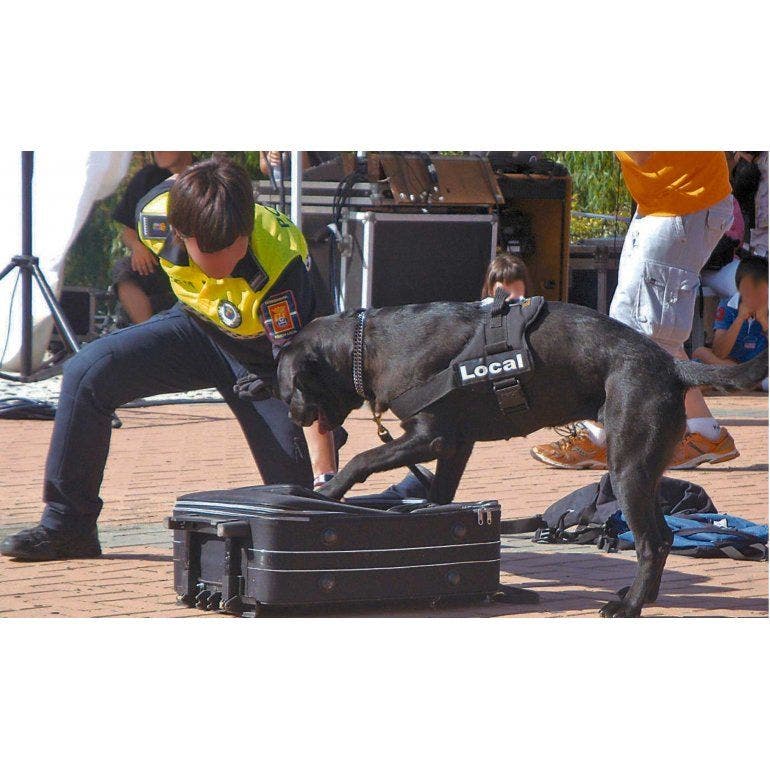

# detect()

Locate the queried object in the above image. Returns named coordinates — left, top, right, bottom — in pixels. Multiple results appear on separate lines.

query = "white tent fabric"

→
left=0, top=151, right=132, bottom=372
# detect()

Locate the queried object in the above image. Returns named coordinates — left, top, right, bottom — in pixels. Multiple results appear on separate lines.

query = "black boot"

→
left=0, top=524, right=102, bottom=561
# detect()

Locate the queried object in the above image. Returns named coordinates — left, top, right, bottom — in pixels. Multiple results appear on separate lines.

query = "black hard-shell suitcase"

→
left=167, top=484, right=503, bottom=616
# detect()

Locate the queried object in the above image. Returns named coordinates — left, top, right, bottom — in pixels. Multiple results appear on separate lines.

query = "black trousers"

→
left=41, top=306, right=312, bottom=533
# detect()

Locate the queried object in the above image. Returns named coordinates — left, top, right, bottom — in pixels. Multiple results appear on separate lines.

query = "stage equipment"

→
left=496, top=171, right=572, bottom=302
left=254, top=153, right=503, bottom=310
left=568, top=237, right=624, bottom=315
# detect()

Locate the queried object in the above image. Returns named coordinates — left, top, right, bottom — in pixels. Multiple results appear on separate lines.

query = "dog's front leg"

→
left=430, top=440, right=475, bottom=504
left=318, top=421, right=437, bottom=500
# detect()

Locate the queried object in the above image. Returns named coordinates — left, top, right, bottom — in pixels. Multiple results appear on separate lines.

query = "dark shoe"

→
left=0, top=524, right=102, bottom=561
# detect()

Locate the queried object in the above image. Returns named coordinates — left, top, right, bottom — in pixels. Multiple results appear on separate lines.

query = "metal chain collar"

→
left=352, top=309, right=368, bottom=399
left=352, top=309, right=402, bottom=446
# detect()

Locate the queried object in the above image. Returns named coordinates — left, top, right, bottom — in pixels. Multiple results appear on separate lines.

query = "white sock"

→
left=686, top=417, right=721, bottom=440
left=582, top=420, right=607, bottom=447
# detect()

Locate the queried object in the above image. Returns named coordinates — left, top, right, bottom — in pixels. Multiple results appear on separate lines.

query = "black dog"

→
left=252, top=299, right=766, bottom=617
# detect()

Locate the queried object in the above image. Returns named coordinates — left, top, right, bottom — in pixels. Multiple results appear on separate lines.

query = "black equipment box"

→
left=342, top=211, right=498, bottom=308
left=254, top=178, right=498, bottom=311
left=568, top=237, right=624, bottom=315
left=167, top=484, right=502, bottom=616
left=496, top=173, right=572, bottom=302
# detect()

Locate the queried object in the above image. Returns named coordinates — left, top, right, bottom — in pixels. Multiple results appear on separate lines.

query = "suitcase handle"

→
left=216, top=520, right=251, bottom=538
left=166, top=516, right=250, bottom=538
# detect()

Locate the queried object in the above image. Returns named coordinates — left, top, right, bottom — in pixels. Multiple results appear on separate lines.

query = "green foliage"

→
left=194, top=151, right=266, bottom=179
left=63, top=194, right=127, bottom=289
left=545, top=151, right=632, bottom=242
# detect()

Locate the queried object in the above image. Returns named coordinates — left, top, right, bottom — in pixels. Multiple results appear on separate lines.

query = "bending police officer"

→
left=1, top=156, right=338, bottom=561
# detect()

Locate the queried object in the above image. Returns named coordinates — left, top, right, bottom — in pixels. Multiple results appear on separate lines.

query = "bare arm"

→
left=303, top=423, right=337, bottom=480
left=712, top=311, right=748, bottom=359
left=120, top=225, right=158, bottom=276
left=260, top=151, right=282, bottom=177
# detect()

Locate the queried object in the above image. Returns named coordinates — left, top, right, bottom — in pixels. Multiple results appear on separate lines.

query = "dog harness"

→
left=135, top=180, right=309, bottom=339
left=388, top=290, right=546, bottom=420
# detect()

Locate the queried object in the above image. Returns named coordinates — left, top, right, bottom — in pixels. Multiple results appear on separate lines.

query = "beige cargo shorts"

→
left=609, top=194, right=734, bottom=356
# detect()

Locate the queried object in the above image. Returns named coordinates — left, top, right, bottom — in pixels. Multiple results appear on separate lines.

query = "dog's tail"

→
left=674, top=348, right=768, bottom=391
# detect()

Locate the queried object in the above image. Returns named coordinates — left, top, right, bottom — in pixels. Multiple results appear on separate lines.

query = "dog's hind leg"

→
left=429, top=440, right=475, bottom=504
left=598, top=384, right=682, bottom=618
left=599, top=468, right=672, bottom=617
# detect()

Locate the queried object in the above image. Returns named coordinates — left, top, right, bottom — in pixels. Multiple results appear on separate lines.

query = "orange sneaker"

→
left=530, top=423, right=608, bottom=470
left=668, top=428, right=739, bottom=470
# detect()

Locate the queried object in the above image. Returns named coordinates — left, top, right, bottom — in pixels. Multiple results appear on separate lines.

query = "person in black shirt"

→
left=111, top=152, right=194, bottom=323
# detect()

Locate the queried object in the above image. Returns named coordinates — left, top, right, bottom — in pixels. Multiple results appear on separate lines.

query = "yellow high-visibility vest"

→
left=137, top=182, right=309, bottom=338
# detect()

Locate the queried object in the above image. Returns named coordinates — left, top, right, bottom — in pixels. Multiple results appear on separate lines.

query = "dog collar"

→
left=352, top=309, right=368, bottom=398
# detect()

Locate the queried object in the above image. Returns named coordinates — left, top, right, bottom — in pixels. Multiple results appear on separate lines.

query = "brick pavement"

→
left=0, top=394, right=766, bottom=618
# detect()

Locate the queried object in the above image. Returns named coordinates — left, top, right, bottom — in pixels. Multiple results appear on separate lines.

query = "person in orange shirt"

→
left=532, top=151, right=740, bottom=470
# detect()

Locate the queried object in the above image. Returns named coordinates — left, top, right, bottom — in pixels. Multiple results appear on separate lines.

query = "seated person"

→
left=693, top=256, right=768, bottom=370
left=111, top=152, right=194, bottom=324
left=700, top=196, right=745, bottom=298
left=481, top=253, right=531, bottom=301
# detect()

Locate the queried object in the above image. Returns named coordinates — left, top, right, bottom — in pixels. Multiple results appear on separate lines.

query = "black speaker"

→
left=341, top=213, right=498, bottom=308
left=57, top=286, right=95, bottom=338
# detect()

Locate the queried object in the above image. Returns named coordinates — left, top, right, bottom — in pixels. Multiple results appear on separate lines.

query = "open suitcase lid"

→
left=174, top=483, right=499, bottom=519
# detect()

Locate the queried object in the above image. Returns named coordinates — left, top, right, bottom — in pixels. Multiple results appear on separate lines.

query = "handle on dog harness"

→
left=484, top=289, right=530, bottom=415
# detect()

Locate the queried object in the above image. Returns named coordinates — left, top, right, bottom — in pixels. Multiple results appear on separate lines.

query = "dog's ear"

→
left=294, top=355, right=322, bottom=392
left=288, top=386, right=308, bottom=422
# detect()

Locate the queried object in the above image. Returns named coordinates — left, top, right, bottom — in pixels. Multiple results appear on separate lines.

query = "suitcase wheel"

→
left=222, top=596, right=244, bottom=616
left=195, top=588, right=211, bottom=610
left=177, top=593, right=195, bottom=608
left=241, top=602, right=263, bottom=618
left=206, top=592, right=222, bottom=611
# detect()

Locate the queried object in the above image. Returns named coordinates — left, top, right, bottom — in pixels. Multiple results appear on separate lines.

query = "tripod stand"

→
left=0, top=152, right=122, bottom=428
left=0, top=151, right=81, bottom=383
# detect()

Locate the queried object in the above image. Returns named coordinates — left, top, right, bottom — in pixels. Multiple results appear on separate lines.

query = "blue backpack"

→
left=606, top=511, right=768, bottom=561
left=528, top=475, right=768, bottom=561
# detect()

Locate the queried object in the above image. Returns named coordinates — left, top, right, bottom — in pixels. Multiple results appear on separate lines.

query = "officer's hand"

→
left=131, top=245, right=157, bottom=276
left=233, top=373, right=274, bottom=401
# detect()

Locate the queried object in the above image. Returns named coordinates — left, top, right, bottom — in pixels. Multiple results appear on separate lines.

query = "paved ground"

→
left=0, top=392, right=766, bottom=618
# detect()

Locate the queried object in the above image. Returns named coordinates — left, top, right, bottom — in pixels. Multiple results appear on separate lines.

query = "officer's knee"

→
left=61, top=340, right=113, bottom=392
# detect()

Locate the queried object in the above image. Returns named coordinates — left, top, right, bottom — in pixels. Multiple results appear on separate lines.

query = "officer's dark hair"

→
left=168, top=155, right=255, bottom=252
left=735, top=256, right=768, bottom=290
left=482, top=253, right=532, bottom=298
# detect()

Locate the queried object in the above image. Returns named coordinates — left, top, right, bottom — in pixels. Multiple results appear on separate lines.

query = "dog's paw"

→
left=315, top=479, right=346, bottom=500
left=599, top=599, right=642, bottom=618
